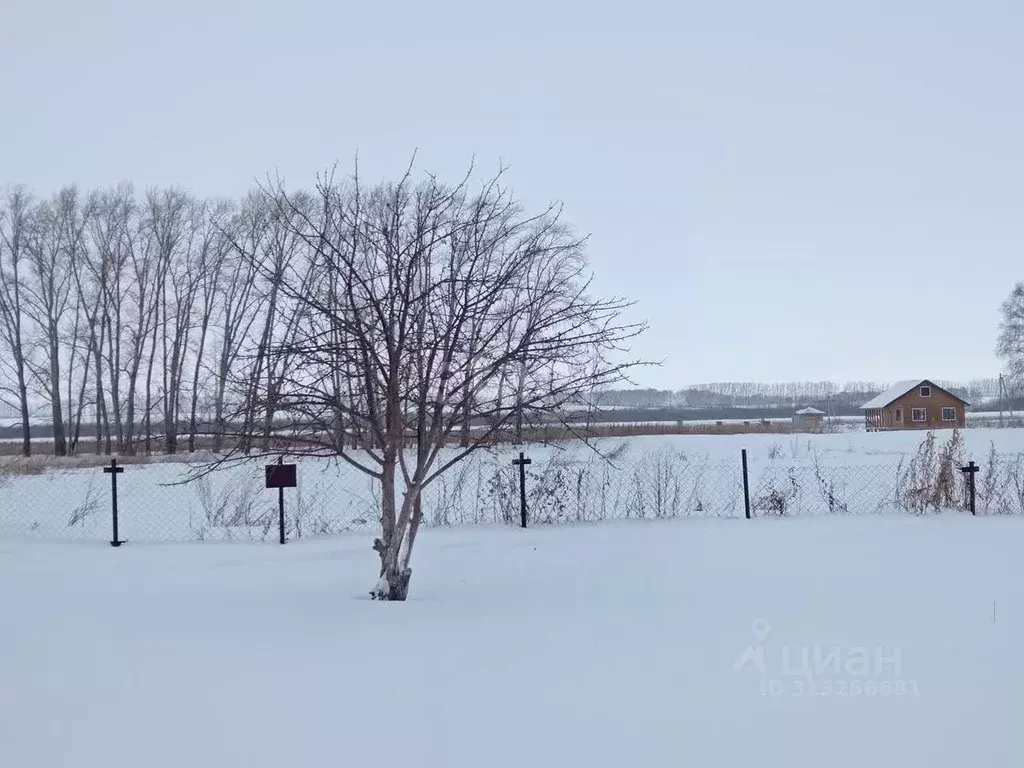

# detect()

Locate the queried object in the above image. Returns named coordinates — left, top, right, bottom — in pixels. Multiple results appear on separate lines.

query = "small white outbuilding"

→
left=792, top=406, right=825, bottom=432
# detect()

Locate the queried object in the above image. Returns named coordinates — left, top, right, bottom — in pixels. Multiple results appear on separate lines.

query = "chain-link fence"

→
left=0, top=440, right=1016, bottom=544
left=490, top=450, right=976, bottom=523
left=0, top=457, right=379, bottom=543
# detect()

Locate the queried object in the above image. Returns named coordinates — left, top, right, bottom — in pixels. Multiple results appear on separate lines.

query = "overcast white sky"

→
left=3, top=0, right=1021, bottom=388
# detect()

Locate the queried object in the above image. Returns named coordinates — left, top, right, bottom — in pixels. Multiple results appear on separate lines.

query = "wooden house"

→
left=861, top=379, right=968, bottom=432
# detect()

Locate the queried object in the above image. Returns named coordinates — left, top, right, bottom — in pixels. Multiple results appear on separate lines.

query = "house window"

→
left=912, top=408, right=927, bottom=423
left=895, top=408, right=903, bottom=423
left=942, top=407, right=956, bottom=422
left=920, top=386, right=931, bottom=398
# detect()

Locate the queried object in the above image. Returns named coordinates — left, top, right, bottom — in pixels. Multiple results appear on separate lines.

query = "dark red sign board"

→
left=265, top=463, right=297, bottom=488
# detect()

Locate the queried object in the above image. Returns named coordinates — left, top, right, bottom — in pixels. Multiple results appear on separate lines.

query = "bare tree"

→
left=186, top=199, right=233, bottom=452
left=264, top=198, right=314, bottom=450
left=210, top=197, right=264, bottom=453
left=22, top=187, right=92, bottom=456
left=0, top=187, right=37, bottom=455
left=93, top=184, right=137, bottom=452
left=75, top=190, right=115, bottom=454
left=998, top=283, right=1024, bottom=384
left=61, top=195, right=97, bottom=457
left=74, top=185, right=139, bottom=454
left=158, top=190, right=199, bottom=455
left=230, top=162, right=644, bottom=600
left=123, top=207, right=159, bottom=453
left=233, top=190, right=315, bottom=453
left=138, top=188, right=190, bottom=454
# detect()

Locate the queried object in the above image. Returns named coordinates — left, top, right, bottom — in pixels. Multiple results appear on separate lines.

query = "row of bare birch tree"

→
left=0, top=182, right=323, bottom=457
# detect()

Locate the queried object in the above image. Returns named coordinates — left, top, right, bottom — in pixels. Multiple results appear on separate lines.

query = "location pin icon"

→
left=752, top=619, right=771, bottom=642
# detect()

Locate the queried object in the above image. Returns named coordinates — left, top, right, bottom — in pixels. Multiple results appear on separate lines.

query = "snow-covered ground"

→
left=3, top=427, right=1024, bottom=542
left=2, top=514, right=1022, bottom=767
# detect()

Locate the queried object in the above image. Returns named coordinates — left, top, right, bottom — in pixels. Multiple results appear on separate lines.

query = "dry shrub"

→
left=0, top=449, right=221, bottom=477
left=0, top=460, right=46, bottom=479
left=812, top=456, right=850, bottom=515
left=982, top=449, right=1024, bottom=516
left=66, top=479, right=101, bottom=527
left=192, top=474, right=266, bottom=538
left=932, top=429, right=966, bottom=509
left=895, top=432, right=936, bottom=514
left=753, top=467, right=799, bottom=516
left=895, top=430, right=968, bottom=514
left=978, top=442, right=1015, bottom=515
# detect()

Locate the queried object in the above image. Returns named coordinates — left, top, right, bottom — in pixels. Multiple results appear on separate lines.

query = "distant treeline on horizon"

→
left=591, top=379, right=1012, bottom=412
left=1, top=379, right=1016, bottom=437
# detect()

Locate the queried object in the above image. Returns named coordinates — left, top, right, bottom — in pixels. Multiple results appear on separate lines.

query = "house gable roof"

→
left=860, top=379, right=970, bottom=410
left=794, top=407, right=825, bottom=415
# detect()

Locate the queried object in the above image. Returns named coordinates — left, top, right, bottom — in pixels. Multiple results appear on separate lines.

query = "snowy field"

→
left=3, top=427, right=1024, bottom=542
left=2, top=514, right=1023, bottom=767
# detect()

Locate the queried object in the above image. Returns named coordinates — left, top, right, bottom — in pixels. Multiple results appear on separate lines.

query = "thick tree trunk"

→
left=18, top=376, right=30, bottom=458
left=92, top=323, right=107, bottom=455
left=144, top=362, right=154, bottom=455
left=165, top=318, right=191, bottom=456
left=48, top=332, right=67, bottom=457
left=371, top=480, right=424, bottom=602
left=164, top=364, right=179, bottom=455
left=261, top=374, right=275, bottom=451
left=332, top=407, right=346, bottom=454
left=95, top=375, right=103, bottom=455
left=188, top=317, right=210, bottom=452
left=514, top=359, right=527, bottom=444
left=375, top=560, right=412, bottom=602
left=144, top=300, right=160, bottom=455
left=162, top=298, right=175, bottom=455
left=106, top=309, right=124, bottom=452
left=124, top=300, right=155, bottom=454
left=212, top=375, right=226, bottom=454
left=69, top=340, right=93, bottom=456
left=371, top=457, right=415, bottom=601
left=124, top=357, right=140, bottom=455
left=254, top=294, right=278, bottom=452
left=459, top=389, right=472, bottom=448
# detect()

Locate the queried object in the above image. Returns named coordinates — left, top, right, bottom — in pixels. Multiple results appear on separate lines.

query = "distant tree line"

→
left=0, top=184, right=257, bottom=456
left=0, top=184, right=358, bottom=456
left=593, top=378, right=1007, bottom=414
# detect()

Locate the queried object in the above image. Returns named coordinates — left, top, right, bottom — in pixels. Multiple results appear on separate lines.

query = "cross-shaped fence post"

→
left=960, top=461, right=979, bottom=516
left=512, top=452, right=532, bottom=528
left=103, top=458, right=125, bottom=547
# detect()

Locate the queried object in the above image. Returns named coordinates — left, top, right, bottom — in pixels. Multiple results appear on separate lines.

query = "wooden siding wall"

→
left=869, top=385, right=966, bottom=430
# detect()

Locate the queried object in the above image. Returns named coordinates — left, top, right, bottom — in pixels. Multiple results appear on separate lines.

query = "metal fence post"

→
left=277, top=457, right=286, bottom=544
left=741, top=449, right=751, bottom=520
left=961, top=461, right=978, bottom=516
left=103, top=458, right=125, bottom=547
left=512, top=452, right=532, bottom=528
